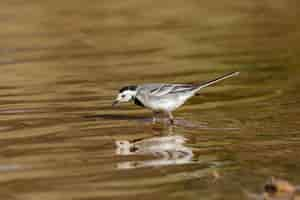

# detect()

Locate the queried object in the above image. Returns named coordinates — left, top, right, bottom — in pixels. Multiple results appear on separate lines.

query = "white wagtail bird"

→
left=112, top=72, right=239, bottom=124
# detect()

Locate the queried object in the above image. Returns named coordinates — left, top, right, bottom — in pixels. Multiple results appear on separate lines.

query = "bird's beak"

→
left=112, top=100, right=119, bottom=107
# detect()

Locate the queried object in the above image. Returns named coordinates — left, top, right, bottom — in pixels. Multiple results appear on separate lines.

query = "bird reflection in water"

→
left=246, top=177, right=300, bottom=200
left=115, top=135, right=194, bottom=169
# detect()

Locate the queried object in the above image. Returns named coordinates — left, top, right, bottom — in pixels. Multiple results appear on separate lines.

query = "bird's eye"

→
left=121, top=94, right=126, bottom=98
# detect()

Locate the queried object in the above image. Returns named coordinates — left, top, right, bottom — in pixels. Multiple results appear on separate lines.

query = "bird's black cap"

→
left=119, top=85, right=137, bottom=93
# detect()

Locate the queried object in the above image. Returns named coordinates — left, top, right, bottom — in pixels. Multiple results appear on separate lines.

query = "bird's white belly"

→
left=146, top=97, right=185, bottom=112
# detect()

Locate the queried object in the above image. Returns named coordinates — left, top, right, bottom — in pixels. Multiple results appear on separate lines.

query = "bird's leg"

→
left=167, top=112, right=175, bottom=125
left=152, top=111, right=159, bottom=124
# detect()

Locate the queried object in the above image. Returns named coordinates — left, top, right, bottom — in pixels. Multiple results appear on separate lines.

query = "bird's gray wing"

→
left=168, top=84, right=198, bottom=94
left=150, top=84, right=175, bottom=96
left=148, top=84, right=197, bottom=97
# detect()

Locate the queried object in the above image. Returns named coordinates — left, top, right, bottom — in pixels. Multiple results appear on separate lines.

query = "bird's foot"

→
left=167, top=112, right=175, bottom=125
left=152, top=117, right=157, bottom=124
left=169, top=118, right=175, bottom=125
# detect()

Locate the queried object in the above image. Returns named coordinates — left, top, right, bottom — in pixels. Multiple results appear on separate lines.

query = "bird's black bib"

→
left=133, top=97, right=145, bottom=107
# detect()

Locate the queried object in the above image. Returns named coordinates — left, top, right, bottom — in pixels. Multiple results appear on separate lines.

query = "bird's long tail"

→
left=195, top=72, right=239, bottom=92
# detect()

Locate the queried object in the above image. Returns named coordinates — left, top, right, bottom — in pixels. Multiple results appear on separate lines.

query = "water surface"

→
left=0, top=0, right=300, bottom=199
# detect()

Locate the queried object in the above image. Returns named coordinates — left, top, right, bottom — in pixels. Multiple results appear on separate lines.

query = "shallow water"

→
left=0, top=0, right=300, bottom=199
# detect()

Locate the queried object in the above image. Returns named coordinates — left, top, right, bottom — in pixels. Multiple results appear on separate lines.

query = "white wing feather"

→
left=150, top=84, right=197, bottom=96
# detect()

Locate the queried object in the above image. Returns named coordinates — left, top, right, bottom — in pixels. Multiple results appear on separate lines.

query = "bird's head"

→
left=112, top=85, right=137, bottom=106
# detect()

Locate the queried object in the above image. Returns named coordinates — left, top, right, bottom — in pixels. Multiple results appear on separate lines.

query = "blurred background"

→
left=0, top=0, right=299, bottom=199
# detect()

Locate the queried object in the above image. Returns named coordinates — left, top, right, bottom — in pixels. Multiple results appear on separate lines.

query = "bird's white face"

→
left=112, top=86, right=137, bottom=106
left=117, top=90, right=136, bottom=102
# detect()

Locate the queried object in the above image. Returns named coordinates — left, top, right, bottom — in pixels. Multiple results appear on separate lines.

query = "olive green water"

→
left=0, top=1, right=300, bottom=199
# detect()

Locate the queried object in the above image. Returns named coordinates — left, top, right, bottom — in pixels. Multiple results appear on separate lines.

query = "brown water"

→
left=0, top=0, right=300, bottom=199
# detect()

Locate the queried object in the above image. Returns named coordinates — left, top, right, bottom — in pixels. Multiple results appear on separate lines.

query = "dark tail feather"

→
left=195, top=72, right=239, bottom=92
